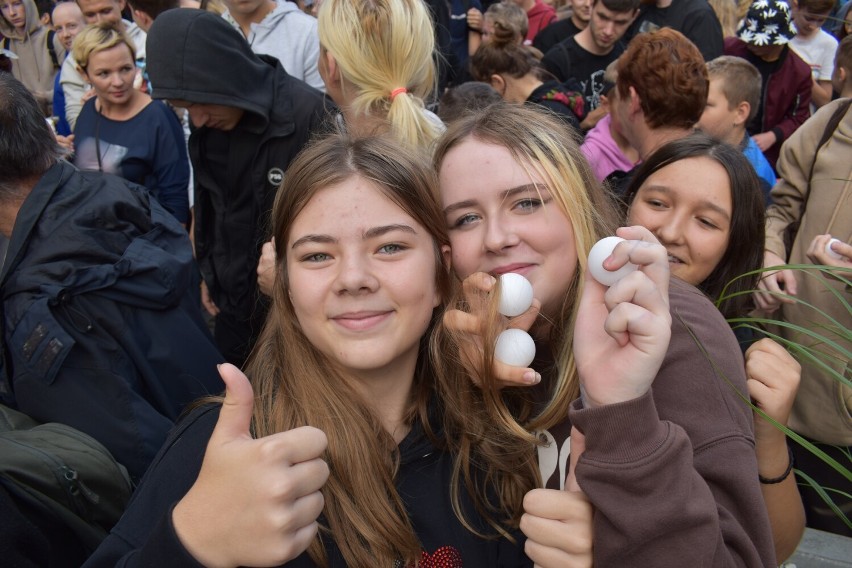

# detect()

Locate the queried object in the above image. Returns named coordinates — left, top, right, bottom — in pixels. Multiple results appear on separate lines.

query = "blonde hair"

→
left=247, top=133, right=538, bottom=567
left=434, top=104, right=620, bottom=431
left=71, top=23, right=136, bottom=71
left=317, top=0, right=441, bottom=148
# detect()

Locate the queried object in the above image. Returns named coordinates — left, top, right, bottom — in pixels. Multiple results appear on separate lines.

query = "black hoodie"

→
left=146, top=9, right=332, bottom=363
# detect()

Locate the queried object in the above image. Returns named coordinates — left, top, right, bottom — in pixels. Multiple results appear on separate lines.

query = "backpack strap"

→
left=46, top=30, right=59, bottom=70
left=801, top=98, right=852, bottom=218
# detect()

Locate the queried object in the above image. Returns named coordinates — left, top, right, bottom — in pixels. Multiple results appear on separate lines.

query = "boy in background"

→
left=832, top=34, right=852, bottom=98
left=790, top=0, right=838, bottom=108
left=724, top=0, right=811, bottom=170
left=698, top=55, right=777, bottom=202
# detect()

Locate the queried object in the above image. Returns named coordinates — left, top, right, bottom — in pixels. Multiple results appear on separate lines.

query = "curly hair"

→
left=616, top=28, right=708, bottom=130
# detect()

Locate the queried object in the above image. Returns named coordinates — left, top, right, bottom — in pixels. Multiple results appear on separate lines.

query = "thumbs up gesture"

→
left=520, top=427, right=593, bottom=568
left=172, top=364, right=329, bottom=568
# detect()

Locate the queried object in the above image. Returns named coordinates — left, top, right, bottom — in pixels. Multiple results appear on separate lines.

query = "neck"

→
left=0, top=176, right=38, bottom=238
left=726, top=126, right=746, bottom=147
left=349, top=364, right=417, bottom=444
left=342, top=107, right=391, bottom=138
left=636, top=125, right=692, bottom=160
left=571, top=15, right=589, bottom=29
left=97, top=90, right=148, bottom=120
left=608, top=119, right=639, bottom=162
left=232, top=0, right=276, bottom=36
left=656, top=0, right=673, bottom=7
left=575, top=25, right=609, bottom=55
left=507, top=74, right=543, bottom=103
left=841, top=86, right=852, bottom=98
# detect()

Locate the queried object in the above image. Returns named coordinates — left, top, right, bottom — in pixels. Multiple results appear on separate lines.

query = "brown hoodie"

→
left=0, top=0, right=64, bottom=113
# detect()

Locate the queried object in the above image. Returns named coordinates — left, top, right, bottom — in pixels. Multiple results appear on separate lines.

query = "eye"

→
left=644, top=198, right=667, bottom=209
left=301, top=252, right=331, bottom=263
left=698, top=217, right=720, bottom=230
left=377, top=243, right=407, bottom=255
left=450, top=212, right=480, bottom=229
left=513, top=197, right=542, bottom=213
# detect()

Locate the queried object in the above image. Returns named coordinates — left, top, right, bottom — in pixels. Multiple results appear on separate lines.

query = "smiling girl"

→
left=84, top=134, right=540, bottom=567
left=436, top=104, right=777, bottom=566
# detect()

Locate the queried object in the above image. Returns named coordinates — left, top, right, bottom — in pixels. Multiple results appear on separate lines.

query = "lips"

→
left=490, top=263, right=535, bottom=276
left=667, top=252, right=685, bottom=264
left=331, top=311, right=392, bottom=331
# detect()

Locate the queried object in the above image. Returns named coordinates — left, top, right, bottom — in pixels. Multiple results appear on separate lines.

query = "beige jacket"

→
left=0, top=0, right=64, bottom=113
left=765, top=98, right=852, bottom=445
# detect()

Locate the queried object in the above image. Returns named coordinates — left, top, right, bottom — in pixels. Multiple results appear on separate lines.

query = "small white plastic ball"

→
left=495, top=328, right=536, bottom=367
left=498, top=273, right=534, bottom=317
left=587, top=236, right=639, bottom=287
left=826, top=238, right=844, bottom=260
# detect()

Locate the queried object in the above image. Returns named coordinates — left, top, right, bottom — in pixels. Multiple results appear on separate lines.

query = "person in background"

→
left=724, top=0, right=811, bottom=171
left=0, top=0, right=64, bottom=114
left=698, top=55, right=777, bottom=202
left=145, top=8, right=329, bottom=366
left=437, top=80, right=503, bottom=124
left=512, top=0, right=555, bottom=44
left=533, top=0, right=590, bottom=53
left=220, top=0, right=323, bottom=91
left=481, top=0, right=528, bottom=47
left=580, top=60, right=639, bottom=181
left=50, top=1, right=85, bottom=139
left=625, top=0, right=724, bottom=61
left=71, top=23, right=190, bottom=224
left=541, top=0, right=638, bottom=130
left=755, top=48, right=852, bottom=536
left=0, top=74, right=224, bottom=485
left=61, top=0, right=146, bottom=129
left=789, top=0, right=839, bottom=109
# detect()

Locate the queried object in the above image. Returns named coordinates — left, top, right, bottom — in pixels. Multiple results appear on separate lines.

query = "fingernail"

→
left=524, top=371, right=541, bottom=384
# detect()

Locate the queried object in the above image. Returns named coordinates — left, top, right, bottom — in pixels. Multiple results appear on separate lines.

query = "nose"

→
left=601, top=21, right=615, bottom=36
left=333, top=254, right=379, bottom=296
left=187, top=107, right=209, bottom=128
left=653, top=213, right=686, bottom=247
left=483, top=217, right=520, bottom=254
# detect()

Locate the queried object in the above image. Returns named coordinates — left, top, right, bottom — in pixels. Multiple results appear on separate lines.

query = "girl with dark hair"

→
left=624, top=133, right=806, bottom=561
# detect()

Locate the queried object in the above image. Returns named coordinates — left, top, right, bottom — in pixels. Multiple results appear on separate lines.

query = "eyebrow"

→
left=290, top=224, right=417, bottom=249
left=443, top=183, right=545, bottom=216
left=643, top=185, right=731, bottom=221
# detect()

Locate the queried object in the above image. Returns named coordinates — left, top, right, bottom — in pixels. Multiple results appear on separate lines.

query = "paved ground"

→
left=782, top=528, right=852, bottom=567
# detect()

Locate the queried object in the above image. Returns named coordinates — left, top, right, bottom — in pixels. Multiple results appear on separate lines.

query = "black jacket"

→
left=146, top=9, right=333, bottom=340
left=0, top=161, right=224, bottom=483
left=84, top=404, right=532, bottom=567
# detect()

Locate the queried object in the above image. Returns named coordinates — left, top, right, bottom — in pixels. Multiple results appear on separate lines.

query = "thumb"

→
left=212, top=363, right=255, bottom=442
left=565, top=426, right=585, bottom=493
left=782, top=269, right=798, bottom=296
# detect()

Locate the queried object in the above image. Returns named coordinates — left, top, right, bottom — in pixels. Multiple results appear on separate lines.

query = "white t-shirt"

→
left=790, top=29, right=838, bottom=81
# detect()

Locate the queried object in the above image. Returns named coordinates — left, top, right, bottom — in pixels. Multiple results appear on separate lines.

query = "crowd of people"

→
left=1, top=0, right=850, bottom=566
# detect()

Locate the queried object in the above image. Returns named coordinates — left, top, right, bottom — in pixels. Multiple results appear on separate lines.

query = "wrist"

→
left=758, top=444, right=794, bottom=484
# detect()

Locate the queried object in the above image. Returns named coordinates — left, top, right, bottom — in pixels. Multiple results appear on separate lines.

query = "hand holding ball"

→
left=588, top=236, right=639, bottom=286
left=826, top=238, right=844, bottom=260
left=494, top=273, right=536, bottom=367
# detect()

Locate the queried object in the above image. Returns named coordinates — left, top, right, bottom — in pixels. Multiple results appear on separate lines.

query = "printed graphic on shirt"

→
left=538, top=428, right=572, bottom=490
left=74, top=137, right=128, bottom=174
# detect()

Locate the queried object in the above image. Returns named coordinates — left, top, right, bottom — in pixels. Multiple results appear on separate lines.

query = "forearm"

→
left=810, top=79, right=833, bottom=109
left=757, top=442, right=805, bottom=561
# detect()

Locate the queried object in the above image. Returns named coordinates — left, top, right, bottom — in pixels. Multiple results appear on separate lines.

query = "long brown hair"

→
left=246, top=134, right=538, bottom=566
left=433, top=104, right=620, bottom=432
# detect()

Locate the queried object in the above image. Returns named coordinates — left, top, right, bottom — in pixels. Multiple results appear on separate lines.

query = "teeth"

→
left=667, top=254, right=683, bottom=264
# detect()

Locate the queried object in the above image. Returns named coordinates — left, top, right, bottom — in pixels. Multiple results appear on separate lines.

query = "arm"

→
left=767, top=64, right=812, bottom=149
left=150, top=105, right=191, bottom=225
left=84, top=365, right=329, bottom=568
left=572, top=252, right=776, bottom=565
left=745, top=339, right=805, bottom=561
left=811, top=78, right=833, bottom=109
left=60, top=56, right=88, bottom=131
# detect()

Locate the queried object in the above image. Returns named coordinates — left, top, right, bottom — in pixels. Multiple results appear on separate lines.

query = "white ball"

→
left=495, top=328, right=536, bottom=367
left=826, top=238, right=844, bottom=260
left=587, top=236, right=639, bottom=287
left=498, top=273, right=534, bottom=317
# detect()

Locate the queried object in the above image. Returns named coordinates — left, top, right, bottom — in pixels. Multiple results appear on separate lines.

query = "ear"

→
left=131, top=8, right=152, bottom=30
left=324, top=50, right=341, bottom=85
left=489, top=74, right=506, bottom=96
left=628, top=86, right=641, bottom=116
left=733, top=100, right=750, bottom=127
left=441, top=244, right=452, bottom=272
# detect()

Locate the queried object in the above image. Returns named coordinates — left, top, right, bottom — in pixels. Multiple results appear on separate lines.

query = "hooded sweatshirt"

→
left=0, top=0, right=64, bottom=112
left=223, top=0, right=323, bottom=91
left=581, top=114, right=636, bottom=182
left=146, top=8, right=330, bottom=363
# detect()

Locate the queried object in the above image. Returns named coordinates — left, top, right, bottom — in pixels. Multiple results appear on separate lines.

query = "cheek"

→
left=448, top=234, right=481, bottom=279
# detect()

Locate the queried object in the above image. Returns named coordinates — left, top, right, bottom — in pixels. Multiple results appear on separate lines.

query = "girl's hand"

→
left=443, top=272, right=542, bottom=388
left=755, top=250, right=797, bottom=313
left=573, top=226, right=671, bottom=408
left=172, top=364, right=329, bottom=568
left=520, top=428, right=593, bottom=568
left=746, top=339, right=800, bottom=448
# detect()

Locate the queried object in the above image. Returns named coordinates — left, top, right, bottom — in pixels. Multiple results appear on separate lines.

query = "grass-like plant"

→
left=697, top=263, right=852, bottom=530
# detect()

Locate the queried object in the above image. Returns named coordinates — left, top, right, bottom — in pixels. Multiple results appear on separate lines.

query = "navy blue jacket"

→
left=0, top=161, right=224, bottom=483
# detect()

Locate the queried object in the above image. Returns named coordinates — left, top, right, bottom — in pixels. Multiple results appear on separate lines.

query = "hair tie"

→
left=390, top=87, right=408, bottom=101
